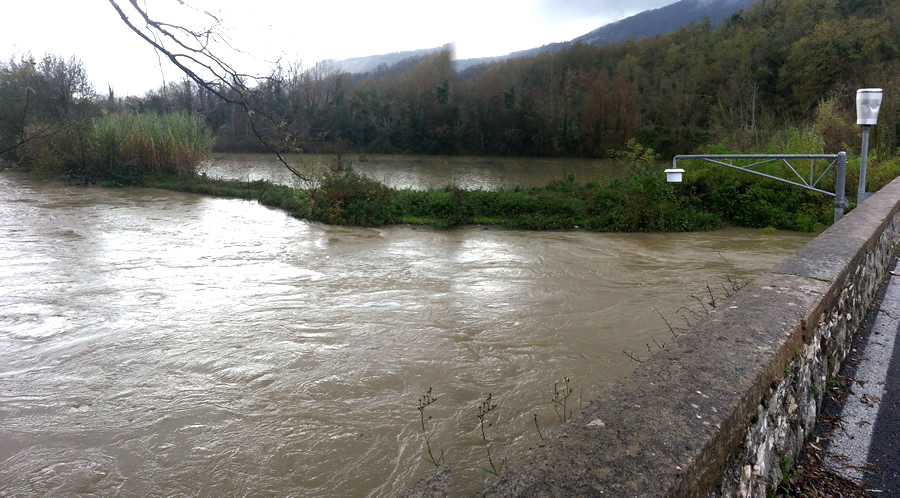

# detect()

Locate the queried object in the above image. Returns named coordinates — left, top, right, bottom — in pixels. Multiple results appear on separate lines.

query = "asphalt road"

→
left=820, top=262, right=900, bottom=495
left=863, top=308, right=900, bottom=495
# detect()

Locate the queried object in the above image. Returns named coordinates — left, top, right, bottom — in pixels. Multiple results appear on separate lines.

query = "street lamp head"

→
left=665, top=168, right=685, bottom=183
left=857, top=88, right=883, bottom=125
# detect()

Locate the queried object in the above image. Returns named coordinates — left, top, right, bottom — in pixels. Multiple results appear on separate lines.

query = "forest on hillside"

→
left=2, top=0, right=899, bottom=233
left=116, top=0, right=900, bottom=159
left=1, top=0, right=898, bottom=170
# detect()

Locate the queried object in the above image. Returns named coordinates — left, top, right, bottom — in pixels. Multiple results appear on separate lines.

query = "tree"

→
left=107, top=0, right=309, bottom=180
left=0, top=55, right=97, bottom=172
left=108, top=0, right=900, bottom=160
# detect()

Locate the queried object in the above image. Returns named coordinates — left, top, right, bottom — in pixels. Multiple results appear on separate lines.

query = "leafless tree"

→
left=107, top=0, right=309, bottom=181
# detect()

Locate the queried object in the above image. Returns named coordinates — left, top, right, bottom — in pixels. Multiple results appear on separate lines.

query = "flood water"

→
left=201, top=153, right=625, bottom=190
left=0, top=170, right=813, bottom=496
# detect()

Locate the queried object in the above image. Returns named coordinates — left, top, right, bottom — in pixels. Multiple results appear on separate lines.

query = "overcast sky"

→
left=0, top=0, right=678, bottom=96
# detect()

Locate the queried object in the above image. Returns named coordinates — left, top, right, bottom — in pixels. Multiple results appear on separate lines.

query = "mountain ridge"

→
left=455, top=0, right=758, bottom=70
left=331, top=0, right=759, bottom=74
left=326, top=43, right=454, bottom=74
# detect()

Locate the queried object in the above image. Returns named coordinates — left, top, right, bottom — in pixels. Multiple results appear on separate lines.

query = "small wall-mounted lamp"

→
left=857, top=88, right=883, bottom=203
left=665, top=168, right=685, bottom=183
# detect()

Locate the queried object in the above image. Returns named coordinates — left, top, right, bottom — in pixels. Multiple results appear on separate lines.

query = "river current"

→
left=0, top=170, right=812, bottom=495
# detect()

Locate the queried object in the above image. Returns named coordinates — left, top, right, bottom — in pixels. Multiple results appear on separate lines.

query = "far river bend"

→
left=0, top=171, right=813, bottom=495
left=200, top=152, right=626, bottom=190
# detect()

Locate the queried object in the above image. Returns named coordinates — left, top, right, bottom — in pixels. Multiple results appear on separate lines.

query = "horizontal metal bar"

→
left=674, top=157, right=835, bottom=196
left=674, top=154, right=840, bottom=162
left=668, top=151, right=847, bottom=223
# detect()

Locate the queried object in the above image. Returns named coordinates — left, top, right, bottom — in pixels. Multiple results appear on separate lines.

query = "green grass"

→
left=131, top=158, right=900, bottom=232
left=138, top=170, right=723, bottom=231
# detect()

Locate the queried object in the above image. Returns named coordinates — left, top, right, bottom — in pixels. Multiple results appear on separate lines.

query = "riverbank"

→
left=141, top=167, right=838, bottom=233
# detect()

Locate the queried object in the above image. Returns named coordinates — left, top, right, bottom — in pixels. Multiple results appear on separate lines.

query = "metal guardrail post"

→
left=835, top=151, right=847, bottom=222
left=859, top=127, right=872, bottom=203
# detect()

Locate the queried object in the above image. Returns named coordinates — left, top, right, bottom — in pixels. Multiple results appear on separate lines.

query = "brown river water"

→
left=0, top=166, right=813, bottom=496
left=200, top=153, right=625, bottom=190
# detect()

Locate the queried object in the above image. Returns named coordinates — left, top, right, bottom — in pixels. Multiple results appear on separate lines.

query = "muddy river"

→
left=0, top=170, right=812, bottom=495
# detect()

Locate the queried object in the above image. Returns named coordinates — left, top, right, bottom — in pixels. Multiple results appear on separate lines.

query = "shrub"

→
left=309, top=170, right=397, bottom=225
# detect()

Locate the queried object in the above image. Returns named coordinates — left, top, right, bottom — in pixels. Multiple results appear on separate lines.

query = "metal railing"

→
left=671, top=152, right=848, bottom=222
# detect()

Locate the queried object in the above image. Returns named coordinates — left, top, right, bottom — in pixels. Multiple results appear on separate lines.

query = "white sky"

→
left=0, top=0, right=677, bottom=97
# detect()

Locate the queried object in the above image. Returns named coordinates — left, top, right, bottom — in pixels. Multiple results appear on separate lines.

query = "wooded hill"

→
left=465, top=0, right=758, bottom=65
left=3, top=0, right=899, bottom=165
left=184, top=0, right=895, bottom=158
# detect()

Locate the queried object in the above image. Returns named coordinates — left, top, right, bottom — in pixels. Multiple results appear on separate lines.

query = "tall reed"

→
left=90, top=112, right=214, bottom=179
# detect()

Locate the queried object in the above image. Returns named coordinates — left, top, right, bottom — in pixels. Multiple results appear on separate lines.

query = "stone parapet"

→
left=479, top=177, right=900, bottom=497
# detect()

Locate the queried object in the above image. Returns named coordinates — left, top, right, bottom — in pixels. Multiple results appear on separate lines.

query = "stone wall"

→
left=713, top=198, right=900, bottom=496
left=480, top=178, right=900, bottom=497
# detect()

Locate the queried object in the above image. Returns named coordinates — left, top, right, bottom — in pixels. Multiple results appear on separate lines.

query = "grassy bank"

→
left=144, top=170, right=725, bottom=232
left=141, top=159, right=885, bottom=232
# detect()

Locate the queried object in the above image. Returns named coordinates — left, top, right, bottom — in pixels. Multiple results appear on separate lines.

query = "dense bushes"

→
left=0, top=55, right=97, bottom=176
left=146, top=169, right=721, bottom=232
left=140, top=146, right=900, bottom=233
left=307, top=171, right=397, bottom=225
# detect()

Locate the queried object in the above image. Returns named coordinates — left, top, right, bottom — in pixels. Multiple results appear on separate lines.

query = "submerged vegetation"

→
left=145, top=168, right=724, bottom=232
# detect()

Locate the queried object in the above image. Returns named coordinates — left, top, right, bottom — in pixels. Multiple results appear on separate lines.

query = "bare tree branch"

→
left=623, top=350, right=643, bottom=364
left=107, top=0, right=309, bottom=181
left=654, top=308, right=679, bottom=338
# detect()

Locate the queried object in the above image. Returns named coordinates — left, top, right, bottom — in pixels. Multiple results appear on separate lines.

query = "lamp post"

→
left=856, top=88, right=883, bottom=204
